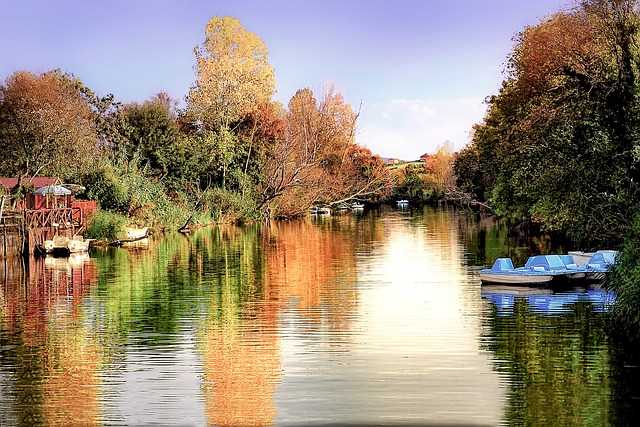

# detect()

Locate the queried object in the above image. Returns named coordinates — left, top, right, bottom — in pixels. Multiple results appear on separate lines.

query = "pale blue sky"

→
left=1, top=0, right=571, bottom=159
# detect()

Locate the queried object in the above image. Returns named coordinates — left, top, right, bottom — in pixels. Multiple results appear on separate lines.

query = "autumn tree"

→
left=423, top=142, right=456, bottom=194
left=185, top=16, right=275, bottom=192
left=260, top=88, right=392, bottom=217
left=454, top=0, right=640, bottom=242
left=187, top=16, right=275, bottom=128
left=0, top=70, right=98, bottom=180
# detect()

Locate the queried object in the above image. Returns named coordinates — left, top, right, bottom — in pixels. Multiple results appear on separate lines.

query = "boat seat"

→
left=491, top=258, right=514, bottom=272
left=532, top=266, right=547, bottom=272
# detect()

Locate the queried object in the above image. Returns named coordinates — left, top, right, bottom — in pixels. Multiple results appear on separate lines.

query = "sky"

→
left=1, top=0, right=571, bottom=160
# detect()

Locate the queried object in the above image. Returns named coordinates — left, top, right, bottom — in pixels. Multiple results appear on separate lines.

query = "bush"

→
left=82, top=166, right=130, bottom=212
left=86, top=210, right=127, bottom=240
left=206, top=187, right=260, bottom=223
left=608, top=214, right=640, bottom=340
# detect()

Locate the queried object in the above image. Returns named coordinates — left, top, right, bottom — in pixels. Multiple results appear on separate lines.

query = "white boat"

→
left=480, top=255, right=579, bottom=285
left=42, top=235, right=89, bottom=256
left=479, top=272, right=555, bottom=284
left=351, top=202, right=365, bottom=209
left=318, top=207, right=331, bottom=215
left=396, top=200, right=409, bottom=208
left=567, top=251, right=594, bottom=266
left=126, top=227, right=149, bottom=240
left=67, top=238, right=90, bottom=253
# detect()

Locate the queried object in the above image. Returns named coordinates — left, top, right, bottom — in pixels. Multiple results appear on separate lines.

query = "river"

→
left=0, top=207, right=638, bottom=426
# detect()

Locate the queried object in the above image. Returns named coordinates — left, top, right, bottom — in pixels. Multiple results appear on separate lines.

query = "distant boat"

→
left=351, top=202, right=365, bottom=210
left=318, top=207, right=331, bottom=215
left=396, top=199, right=409, bottom=207
left=336, top=203, right=350, bottom=211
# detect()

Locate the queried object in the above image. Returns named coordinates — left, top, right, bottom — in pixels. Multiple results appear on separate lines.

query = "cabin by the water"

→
left=0, top=176, right=97, bottom=257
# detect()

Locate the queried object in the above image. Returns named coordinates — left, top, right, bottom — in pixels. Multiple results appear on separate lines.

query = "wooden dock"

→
left=0, top=199, right=87, bottom=257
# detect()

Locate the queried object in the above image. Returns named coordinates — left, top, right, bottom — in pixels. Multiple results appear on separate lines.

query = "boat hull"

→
left=480, top=272, right=554, bottom=284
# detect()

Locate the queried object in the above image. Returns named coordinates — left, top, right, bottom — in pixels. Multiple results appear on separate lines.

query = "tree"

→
left=260, top=88, right=391, bottom=217
left=0, top=70, right=98, bottom=180
left=117, top=93, right=180, bottom=178
left=187, top=16, right=275, bottom=129
left=453, top=1, right=640, bottom=242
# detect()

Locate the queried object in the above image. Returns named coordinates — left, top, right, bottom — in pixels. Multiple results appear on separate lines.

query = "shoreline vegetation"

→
left=451, top=0, right=640, bottom=339
left=2, top=3, right=640, bottom=337
left=0, top=16, right=469, bottom=241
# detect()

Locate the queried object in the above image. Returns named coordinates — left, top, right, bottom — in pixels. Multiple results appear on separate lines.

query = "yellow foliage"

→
left=188, top=16, right=275, bottom=127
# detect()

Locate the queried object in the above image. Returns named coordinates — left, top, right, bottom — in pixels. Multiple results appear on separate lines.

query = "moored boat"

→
left=480, top=255, right=582, bottom=285
left=481, top=251, right=619, bottom=285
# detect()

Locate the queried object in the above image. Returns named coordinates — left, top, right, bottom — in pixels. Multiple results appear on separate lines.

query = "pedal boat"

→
left=480, top=255, right=582, bottom=285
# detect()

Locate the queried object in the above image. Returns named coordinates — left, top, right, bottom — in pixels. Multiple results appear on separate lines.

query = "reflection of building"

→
left=0, top=256, right=101, bottom=425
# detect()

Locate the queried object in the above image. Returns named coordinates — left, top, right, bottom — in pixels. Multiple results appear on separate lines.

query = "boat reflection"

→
left=482, top=285, right=616, bottom=315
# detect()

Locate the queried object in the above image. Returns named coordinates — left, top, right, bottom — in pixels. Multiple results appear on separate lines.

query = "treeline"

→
left=452, top=0, right=640, bottom=336
left=390, top=144, right=457, bottom=203
left=454, top=0, right=640, bottom=244
left=0, top=17, right=393, bottom=234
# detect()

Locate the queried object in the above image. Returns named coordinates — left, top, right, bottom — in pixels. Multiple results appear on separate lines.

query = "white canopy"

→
left=34, top=185, right=72, bottom=196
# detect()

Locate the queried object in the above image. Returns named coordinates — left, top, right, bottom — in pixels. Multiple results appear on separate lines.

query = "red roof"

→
left=0, top=176, right=61, bottom=191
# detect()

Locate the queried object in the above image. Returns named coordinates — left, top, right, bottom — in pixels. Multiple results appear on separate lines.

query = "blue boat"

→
left=480, top=251, right=618, bottom=285
left=582, top=250, right=619, bottom=281
left=480, top=254, right=585, bottom=285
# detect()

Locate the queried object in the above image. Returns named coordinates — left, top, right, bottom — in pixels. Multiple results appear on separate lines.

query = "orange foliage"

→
left=0, top=71, right=98, bottom=178
left=512, top=12, right=604, bottom=95
left=423, top=144, right=457, bottom=192
left=263, top=88, right=392, bottom=216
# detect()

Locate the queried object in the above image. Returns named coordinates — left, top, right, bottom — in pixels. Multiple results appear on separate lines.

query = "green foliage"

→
left=82, top=165, right=130, bottom=212
left=116, top=94, right=180, bottom=178
left=86, top=210, right=127, bottom=239
left=206, top=187, right=260, bottom=224
left=392, top=164, right=438, bottom=202
left=608, top=215, right=640, bottom=339
left=453, top=4, right=640, bottom=244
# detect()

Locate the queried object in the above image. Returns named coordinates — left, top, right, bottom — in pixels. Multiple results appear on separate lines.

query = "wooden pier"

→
left=0, top=198, right=87, bottom=257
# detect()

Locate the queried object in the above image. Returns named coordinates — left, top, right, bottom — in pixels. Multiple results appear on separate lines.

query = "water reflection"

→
left=481, top=284, right=612, bottom=426
left=0, top=207, right=637, bottom=426
left=482, top=285, right=616, bottom=315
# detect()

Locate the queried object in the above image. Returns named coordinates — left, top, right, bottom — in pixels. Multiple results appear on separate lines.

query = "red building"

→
left=0, top=176, right=97, bottom=220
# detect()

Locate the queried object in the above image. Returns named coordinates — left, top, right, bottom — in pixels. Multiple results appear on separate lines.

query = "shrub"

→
left=608, top=214, right=640, bottom=340
left=206, top=187, right=260, bottom=223
left=82, top=166, right=130, bottom=212
left=86, top=210, right=127, bottom=240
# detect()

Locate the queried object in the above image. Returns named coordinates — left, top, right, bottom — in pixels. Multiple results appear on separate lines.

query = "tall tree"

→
left=187, top=16, right=275, bottom=129
left=454, top=1, right=640, bottom=242
left=0, top=71, right=98, bottom=180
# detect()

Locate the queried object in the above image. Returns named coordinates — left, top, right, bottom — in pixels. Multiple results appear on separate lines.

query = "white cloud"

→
left=357, top=97, right=487, bottom=160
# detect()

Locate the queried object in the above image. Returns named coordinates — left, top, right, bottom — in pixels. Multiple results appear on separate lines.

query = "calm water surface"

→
left=0, top=207, right=638, bottom=426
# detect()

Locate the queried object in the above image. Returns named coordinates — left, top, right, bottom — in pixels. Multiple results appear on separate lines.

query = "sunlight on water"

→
left=0, top=207, right=635, bottom=426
